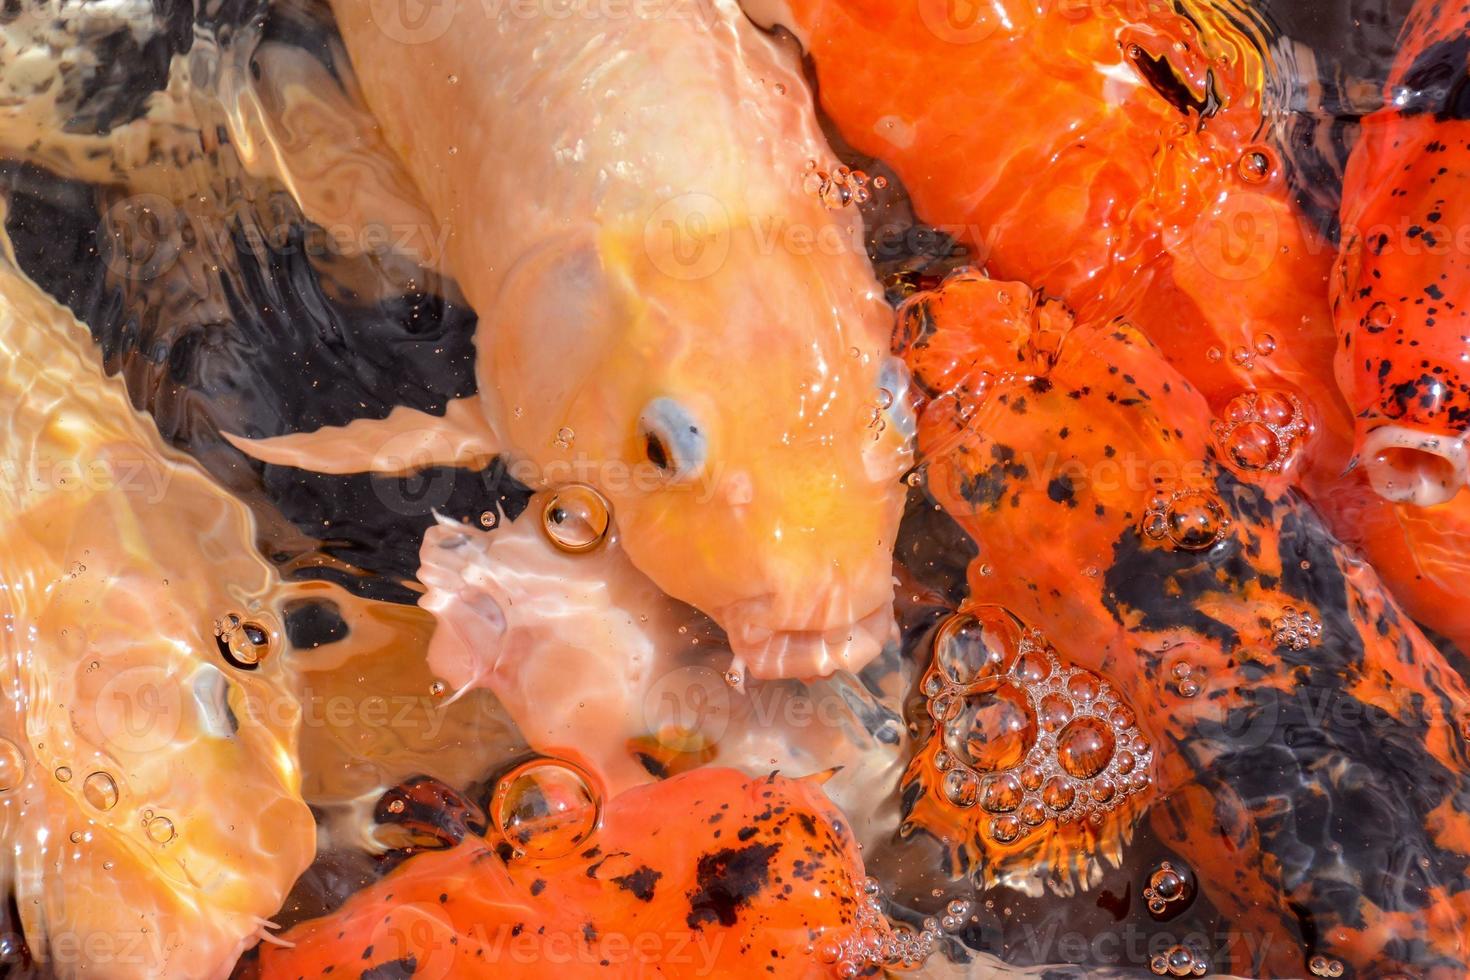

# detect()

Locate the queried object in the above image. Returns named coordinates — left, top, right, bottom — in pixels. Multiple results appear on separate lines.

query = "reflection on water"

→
left=0, top=0, right=1461, bottom=976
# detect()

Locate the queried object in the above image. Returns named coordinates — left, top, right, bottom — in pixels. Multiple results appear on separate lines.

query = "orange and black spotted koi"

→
left=896, top=270, right=1470, bottom=978
left=257, top=767, right=933, bottom=979
left=772, top=0, right=1470, bottom=657
left=1335, top=0, right=1470, bottom=505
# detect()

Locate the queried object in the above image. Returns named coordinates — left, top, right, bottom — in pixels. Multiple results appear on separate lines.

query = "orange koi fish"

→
left=758, top=0, right=1470, bottom=653
left=0, top=227, right=314, bottom=977
left=896, top=270, right=1470, bottom=977
left=1334, top=0, right=1470, bottom=504
left=228, top=0, right=914, bottom=680
left=257, top=767, right=934, bottom=979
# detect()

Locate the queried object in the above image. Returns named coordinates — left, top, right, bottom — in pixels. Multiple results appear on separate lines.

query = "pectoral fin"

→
left=223, top=398, right=499, bottom=475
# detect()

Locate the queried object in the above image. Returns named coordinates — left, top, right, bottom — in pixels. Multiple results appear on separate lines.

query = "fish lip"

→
left=724, top=602, right=896, bottom=681
left=1359, top=424, right=1469, bottom=506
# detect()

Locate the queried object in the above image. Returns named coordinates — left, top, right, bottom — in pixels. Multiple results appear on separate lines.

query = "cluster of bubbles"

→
left=1272, top=607, right=1323, bottom=651
left=490, top=757, right=601, bottom=860
left=1210, top=389, right=1307, bottom=473
left=1149, top=945, right=1209, bottom=976
left=1205, top=331, right=1279, bottom=373
left=802, top=160, right=887, bottom=210
left=1141, top=488, right=1232, bottom=551
left=916, top=607, right=1153, bottom=844
left=1308, top=955, right=1346, bottom=977
left=812, top=877, right=938, bottom=976
left=542, top=484, right=611, bottom=554
left=213, top=612, right=272, bottom=669
left=1143, top=861, right=1191, bottom=915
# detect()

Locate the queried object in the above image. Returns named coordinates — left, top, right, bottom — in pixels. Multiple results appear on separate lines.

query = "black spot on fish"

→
left=611, top=866, right=663, bottom=902
left=685, top=843, right=780, bottom=930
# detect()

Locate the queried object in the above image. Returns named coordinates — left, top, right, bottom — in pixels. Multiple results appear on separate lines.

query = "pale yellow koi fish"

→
left=0, top=226, right=313, bottom=978
left=417, top=497, right=909, bottom=841
left=229, top=0, right=913, bottom=679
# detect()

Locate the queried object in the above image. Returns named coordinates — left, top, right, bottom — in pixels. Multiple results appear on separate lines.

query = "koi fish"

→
left=257, top=767, right=933, bottom=979
left=417, top=490, right=910, bottom=822
left=896, top=270, right=1470, bottom=977
left=227, top=0, right=914, bottom=680
left=755, top=0, right=1470, bottom=653
left=0, top=225, right=314, bottom=977
left=1334, top=0, right=1470, bottom=505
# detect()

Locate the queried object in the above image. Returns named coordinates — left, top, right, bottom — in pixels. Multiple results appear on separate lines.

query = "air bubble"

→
left=934, top=609, right=1023, bottom=687
left=214, top=613, right=272, bottom=669
left=542, top=485, right=611, bottom=553
left=1056, top=717, right=1115, bottom=779
left=146, top=815, right=175, bottom=844
left=54, top=766, right=71, bottom=783
left=82, top=772, right=118, bottom=811
left=492, top=758, right=601, bottom=859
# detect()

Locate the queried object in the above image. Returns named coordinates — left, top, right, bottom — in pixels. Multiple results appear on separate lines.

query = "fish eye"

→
left=638, top=397, right=707, bottom=482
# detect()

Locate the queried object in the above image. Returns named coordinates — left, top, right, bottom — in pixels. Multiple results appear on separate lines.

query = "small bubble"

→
left=69, top=831, right=82, bottom=844
left=541, top=485, right=611, bottom=553
left=942, top=768, right=979, bottom=808
left=82, top=772, right=118, bottom=811
left=447, top=73, right=458, bottom=84
left=1206, top=346, right=1223, bottom=362
left=723, top=669, right=742, bottom=687
left=873, top=176, right=888, bottom=189
left=554, top=426, right=575, bottom=449
left=386, top=799, right=406, bottom=815
left=146, top=815, right=175, bottom=844
left=479, top=510, right=498, bottom=529
left=1254, top=333, right=1277, bottom=356
left=492, top=758, right=601, bottom=860
left=429, top=680, right=447, bottom=698
left=772, top=82, right=786, bottom=95
left=215, top=613, right=272, bottom=669
left=0, top=742, right=31, bottom=792
left=54, top=767, right=71, bottom=783
left=1237, top=149, right=1272, bottom=183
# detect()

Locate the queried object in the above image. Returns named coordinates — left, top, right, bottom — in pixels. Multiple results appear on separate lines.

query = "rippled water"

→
left=0, top=0, right=1459, bottom=976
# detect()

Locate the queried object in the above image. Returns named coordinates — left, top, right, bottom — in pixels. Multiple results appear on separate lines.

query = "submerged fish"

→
left=1334, top=0, right=1470, bottom=505
left=757, top=0, right=1470, bottom=655
left=417, top=490, right=910, bottom=825
left=228, top=0, right=914, bottom=680
left=257, top=767, right=933, bottom=979
left=897, top=270, right=1470, bottom=977
left=0, top=225, right=314, bottom=977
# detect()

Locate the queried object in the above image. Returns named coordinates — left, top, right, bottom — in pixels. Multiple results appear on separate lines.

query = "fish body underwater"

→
left=1333, top=0, right=1470, bottom=505
left=256, top=767, right=931, bottom=979
left=231, top=0, right=914, bottom=680
left=0, top=231, right=315, bottom=977
left=897, top=270, right=1470, bottom=977
left=756, top=0, right=1470, bottom=655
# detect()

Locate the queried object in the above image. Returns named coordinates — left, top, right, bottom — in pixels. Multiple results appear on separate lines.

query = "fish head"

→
left=485, top=215, right=912, bottom=679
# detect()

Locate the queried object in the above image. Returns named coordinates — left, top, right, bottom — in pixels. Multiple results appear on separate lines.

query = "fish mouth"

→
left=723, top=602, right=896, bottom=681
left=1360, top=424, right=1469, bottom=507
